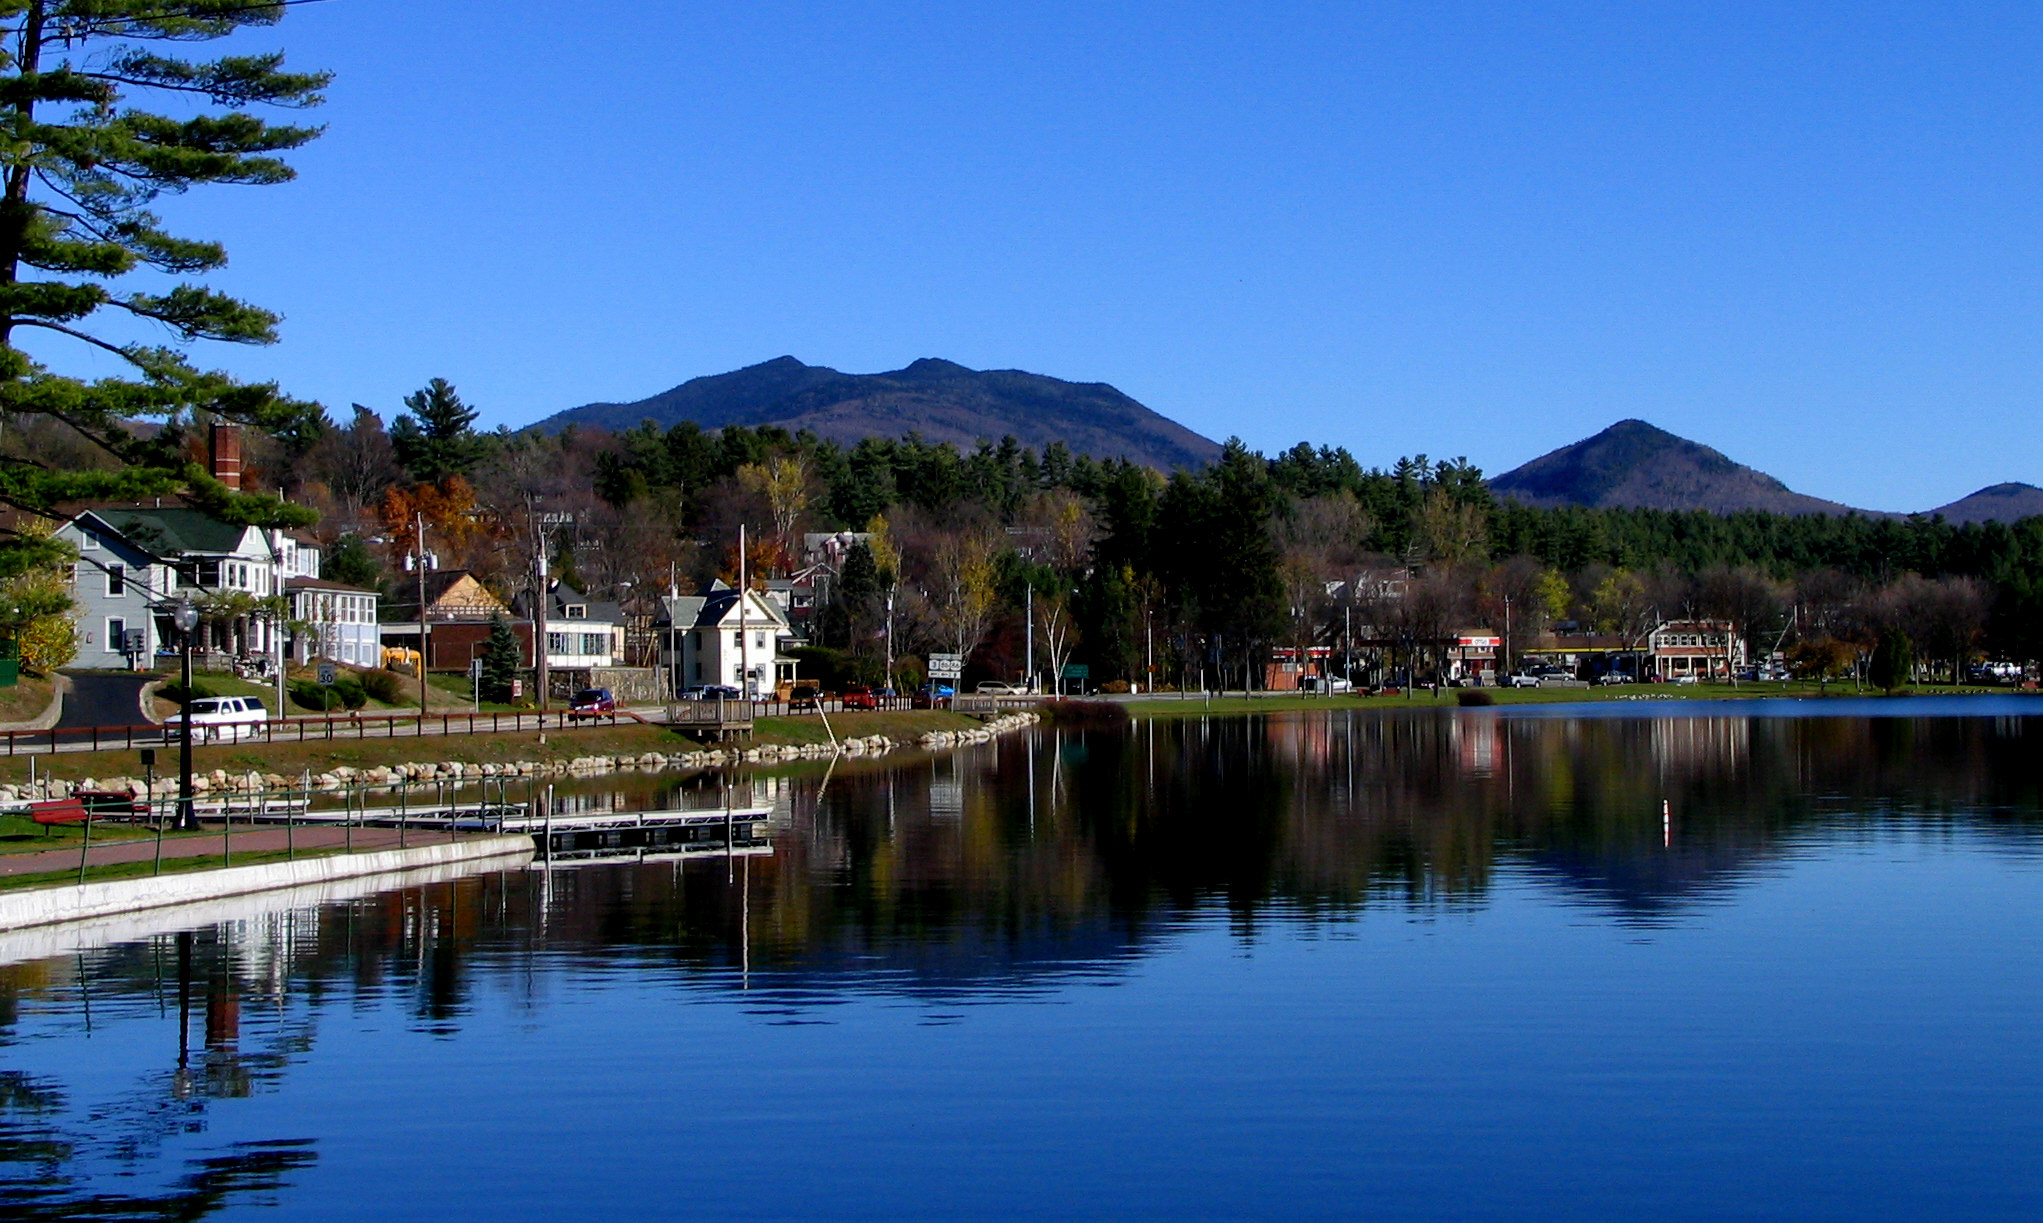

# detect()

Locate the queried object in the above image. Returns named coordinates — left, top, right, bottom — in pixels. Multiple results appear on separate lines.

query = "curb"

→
left=0, top=672, right=68, bottom=733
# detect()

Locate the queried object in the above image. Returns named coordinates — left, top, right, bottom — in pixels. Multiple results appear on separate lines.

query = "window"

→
left=564, top=604, right=587, bottom=619
left=105, top=564, right=125, bottom=597
left=546, top=632, right=567, bottom=654
left=582, top=633, right=604, bottom=656
left=106, top=618, right=125, bottom=653
left=80, top=530, right=99, bottom=550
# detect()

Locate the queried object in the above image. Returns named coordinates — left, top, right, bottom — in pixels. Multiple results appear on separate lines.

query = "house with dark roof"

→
left=511, top=581, right=625, bottom=669
left=57, top=507, right=375, bottom=672
left=654, top=582, right=799, bottom=697
left=58, top=508, right=287, bottom=669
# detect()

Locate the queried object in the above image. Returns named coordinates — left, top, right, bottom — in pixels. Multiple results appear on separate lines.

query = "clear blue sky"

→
left=93, top=1, right=2043, bottom=511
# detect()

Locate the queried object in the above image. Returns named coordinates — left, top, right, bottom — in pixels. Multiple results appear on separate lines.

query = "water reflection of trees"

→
left=0, top=711, right=2037, bottom=1211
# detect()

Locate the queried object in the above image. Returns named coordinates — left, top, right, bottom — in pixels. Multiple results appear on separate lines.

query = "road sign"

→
left=469, top=658, right=483, bottom=682
left=1061, top=663, right=1090, bottom=679
left=317, top=662, right=336, bottom=686
left=928, top=652, right=963, bottom=678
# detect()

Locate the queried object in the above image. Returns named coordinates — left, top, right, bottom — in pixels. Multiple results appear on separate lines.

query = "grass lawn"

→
left=753, top=709, right=982, bottom=745
left=425, top=670, right=525, bottom=713
left=0, top=672, right=56, bottom=726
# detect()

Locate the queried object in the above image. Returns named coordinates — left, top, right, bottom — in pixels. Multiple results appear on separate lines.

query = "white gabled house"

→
left=655, top=582, right=800, bottom=697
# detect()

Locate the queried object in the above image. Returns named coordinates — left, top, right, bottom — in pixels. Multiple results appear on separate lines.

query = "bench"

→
left=28, top=791, right=147, bottom=827
left=29, top=798, right=86, bottom=826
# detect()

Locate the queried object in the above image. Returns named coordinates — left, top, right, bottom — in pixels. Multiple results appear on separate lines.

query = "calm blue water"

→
left=4, top=710, right=2042, bottom=1220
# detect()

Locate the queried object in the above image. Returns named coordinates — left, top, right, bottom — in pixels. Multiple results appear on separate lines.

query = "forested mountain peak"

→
left=534, top=357, right=1223, bottom=472
left=1927, top=482, right=2043, bottom=525
left=1489, top=420, right=1867, bottom=517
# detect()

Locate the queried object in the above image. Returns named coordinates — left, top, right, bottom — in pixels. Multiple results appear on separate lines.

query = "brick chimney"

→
left=208, top=422, right=243, bottom=490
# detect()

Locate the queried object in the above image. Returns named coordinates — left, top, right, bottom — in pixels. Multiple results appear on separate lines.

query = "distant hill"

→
left=1488, top=420, right=1864, bottom=516
left=1925, top=482, right=2043, bottom=525
left=534, top=356, right=1223, bottom=471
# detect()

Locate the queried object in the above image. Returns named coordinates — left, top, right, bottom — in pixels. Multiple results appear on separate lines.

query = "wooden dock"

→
left=664, top=698, right=754, bottom=739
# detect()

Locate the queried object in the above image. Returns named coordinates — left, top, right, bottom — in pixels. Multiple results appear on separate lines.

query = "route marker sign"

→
left=928, top=652, right=963, bottom=678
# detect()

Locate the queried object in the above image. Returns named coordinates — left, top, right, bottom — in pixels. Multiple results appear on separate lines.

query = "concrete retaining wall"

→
left=0, top=848, right=535, bottom=966
left=0, top=835, right=535, bottom=933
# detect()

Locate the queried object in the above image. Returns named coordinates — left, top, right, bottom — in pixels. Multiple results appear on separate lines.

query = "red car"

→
left=840, top=684, right=878, bottom=711
left=567, top=687, right=616, bottom=719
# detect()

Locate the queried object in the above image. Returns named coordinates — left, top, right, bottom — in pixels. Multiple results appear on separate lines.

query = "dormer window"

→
left=564, top=604, right=587, bottom=619
left=80, top=531, right=99, bottom=551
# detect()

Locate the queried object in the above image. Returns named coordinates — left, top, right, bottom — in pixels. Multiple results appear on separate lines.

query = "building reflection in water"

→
left=1, top=709, right=2040, bottom=1215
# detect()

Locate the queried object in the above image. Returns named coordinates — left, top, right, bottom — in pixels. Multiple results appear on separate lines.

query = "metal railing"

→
left=3, top=690, right=1047, bottom=756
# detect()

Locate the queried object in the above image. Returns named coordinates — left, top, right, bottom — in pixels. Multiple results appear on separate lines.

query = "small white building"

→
left=513, top=581, right=626, bottom=669
left=655, top=583, right=800, bottom=697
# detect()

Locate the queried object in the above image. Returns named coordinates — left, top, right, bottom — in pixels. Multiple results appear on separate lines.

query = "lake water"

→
left=4, top=708, right=2042, bottom=1221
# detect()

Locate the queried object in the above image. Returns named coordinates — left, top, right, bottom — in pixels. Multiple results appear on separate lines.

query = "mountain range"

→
left=535, top=356, right=1223, bottom=472
left=533, top=357, right=2037, bottom=524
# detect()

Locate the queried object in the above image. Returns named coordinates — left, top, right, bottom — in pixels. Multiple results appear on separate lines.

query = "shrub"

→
left=331, top=674, right=368, bottom=709
left=289, top=679, right=342, bottom=711
left=1456, top=689, right=1496, bottom=707
left=356, top=667, right=405, bottom=704
left=1099, top=679, right=1132, bottom=694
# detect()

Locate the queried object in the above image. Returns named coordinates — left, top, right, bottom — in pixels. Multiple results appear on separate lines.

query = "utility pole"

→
left=414, top=512, right=429, bottom=712
left=1503, top=594, right=1512, bottom=678
left=534, top=519, right=549, bottom=713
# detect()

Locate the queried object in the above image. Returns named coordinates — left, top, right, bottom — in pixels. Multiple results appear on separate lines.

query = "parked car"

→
left=1595, top=672, right=1635, bottom=685
left=1501, top=672, right=1542, bottom=689
left=788, top=684, right=822, bottom=712
left=567, top=688, right=615, bottom=720
left=841, top=684, right=879, bottom=711
left=178, top=695, right=267, bottom=742
left=913, top=683, right=955, bottom=709
left=976, top=681, right=1023, bottom=695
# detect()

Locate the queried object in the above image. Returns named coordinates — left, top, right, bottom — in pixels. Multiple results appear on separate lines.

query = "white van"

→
left=179, top=695, right=268, bottom=742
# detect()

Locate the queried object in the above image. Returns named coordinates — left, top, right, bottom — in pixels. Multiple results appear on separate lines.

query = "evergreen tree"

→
left=0, top=2, right=327, bottom=580
left=323, top=534, right=382, bottom=590
left=480, top=613, right=520, bottom=703
left=390, top=378, right=484, bottom=481
left=1869, top=627, right=1914, bottom=693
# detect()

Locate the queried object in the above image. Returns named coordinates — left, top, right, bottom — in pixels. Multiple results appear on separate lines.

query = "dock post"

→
left=399, top=785, right=408, bottom=849
left=543, top=784, right=553, bottom=863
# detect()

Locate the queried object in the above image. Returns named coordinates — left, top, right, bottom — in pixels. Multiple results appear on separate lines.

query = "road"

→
left=55, top=671, right=155, bottom=729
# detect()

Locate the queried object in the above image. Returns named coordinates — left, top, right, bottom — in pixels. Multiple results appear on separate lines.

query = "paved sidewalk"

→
left=0, top=823, right=496, bottom=878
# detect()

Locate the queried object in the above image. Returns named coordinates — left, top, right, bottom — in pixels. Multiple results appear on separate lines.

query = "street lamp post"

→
left=172, top=599, right=199, bottom=831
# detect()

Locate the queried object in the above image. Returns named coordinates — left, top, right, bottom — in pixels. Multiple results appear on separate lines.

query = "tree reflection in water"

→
left=0, top=709, right=2036, bottom=1214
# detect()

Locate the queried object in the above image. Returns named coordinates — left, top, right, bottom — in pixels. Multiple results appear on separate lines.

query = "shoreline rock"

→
left=0, top=712, right=1042, bottom=803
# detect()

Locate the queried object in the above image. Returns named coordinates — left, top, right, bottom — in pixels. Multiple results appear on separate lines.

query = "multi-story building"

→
left=655, top=582, right=799, bottom=697
left=1648, top=619, right=1746, bottom=680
